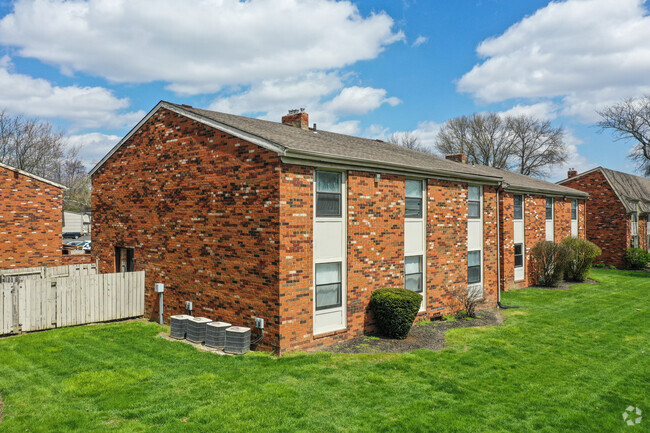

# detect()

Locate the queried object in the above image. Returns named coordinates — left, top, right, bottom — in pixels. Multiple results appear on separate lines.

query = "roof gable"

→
left=0, top=162, right=65, bottom=189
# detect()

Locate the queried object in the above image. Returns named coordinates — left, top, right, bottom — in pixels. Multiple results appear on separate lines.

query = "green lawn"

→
left=0, top=269, right=648, bottom=432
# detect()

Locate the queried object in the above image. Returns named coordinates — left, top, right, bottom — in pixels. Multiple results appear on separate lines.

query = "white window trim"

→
left=405, top=178, right=427, bottom=311
left=313, top=169, right=347, bottom=335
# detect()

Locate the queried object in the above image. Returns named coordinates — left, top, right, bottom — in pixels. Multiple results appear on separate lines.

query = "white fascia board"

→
left=504, top=185, right=589, bottom=199
left=89, top=101, right=286, bottom=177
left=0, top=161, right=66, bottom=189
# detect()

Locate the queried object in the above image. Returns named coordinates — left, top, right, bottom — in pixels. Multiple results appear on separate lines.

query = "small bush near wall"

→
left=625, top=248, right=649, bottom=270
left=370, top=288, right=422, bottom=339
left=562, top=238, right=602, bottom=282
left=532, top=241, right=571, bottom=287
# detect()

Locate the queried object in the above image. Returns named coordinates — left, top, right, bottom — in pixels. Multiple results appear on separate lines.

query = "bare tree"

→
left=507, top=115, right=567, bottom=177
left=0, top=110, right=91, bottom=210
left=435, top=113, right=568, bottom=178
left=387, top=131, right=431, bottom=153
left=597, top=96, right=650, bottom=176
left=435, top=113, right=513, bottom=169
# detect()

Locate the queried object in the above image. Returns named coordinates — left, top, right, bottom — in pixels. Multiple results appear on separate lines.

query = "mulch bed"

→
left=323, top=309, right=504, bottom=354
left=530, top=278, right=599, bottom=290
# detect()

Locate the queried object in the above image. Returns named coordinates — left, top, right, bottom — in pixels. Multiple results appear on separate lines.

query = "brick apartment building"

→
left=90, top=101, right=587, bottom=353
left=558, top=167, right=649, bottom=268
left=0, top=162, right=66, bottom=270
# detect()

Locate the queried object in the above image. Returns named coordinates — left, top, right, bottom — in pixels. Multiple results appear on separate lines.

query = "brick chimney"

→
left=445, top=153, right=467, bottom=164
left=282, top=109, right=309, bottom=130
left=567, top=168, right=578, bottom=178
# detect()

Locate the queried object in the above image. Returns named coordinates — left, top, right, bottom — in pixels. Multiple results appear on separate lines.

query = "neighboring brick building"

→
left=90, top=101, right=586, bottom=353
left=558, top=167, right=650, bottom=268
left=0, top=162, right=66, bottom=270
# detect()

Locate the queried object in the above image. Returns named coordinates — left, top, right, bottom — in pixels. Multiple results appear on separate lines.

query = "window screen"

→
left=405, top=256, right=423, bottom=293
left=405, top=179, right=423, bottom=218
left=514, top=244, right=523, bottom=268
left=514, top=195, right=523, bottom=220
left=468, top=185, right=481, bottom=219
left=571, top=199, right=578, bottom=220
left=468, top=250, right=481, bottom=284
left=546, top=197, right=553, bottom=220
left=316, top=171, right=342, bottom=217
left=315, top=262, right=342, bottom=310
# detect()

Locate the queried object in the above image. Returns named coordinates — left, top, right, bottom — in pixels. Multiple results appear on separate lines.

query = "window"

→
left=405, top=179, right=423, bottom=218
left=546, top=197, right=553, bottom=220
left=631, top=236, right=639, bottom=249
left=514, top=195, right=523, bottom=220
left=514, top=244, right=524, bottom=268
left=315, top=262, right=342, bottom=310
left=115, top=247, right=134, bottom=273
left=468, top=185, right=481, bottom=219
left=468, top=250, right=481, bottom=284
left=316, top=171, right=342, bottom=217
left=571, top=199, right=578, bottom=220
left=631, top=211, right=638, bottom=236
left=405, top=256, right=423, bottom=293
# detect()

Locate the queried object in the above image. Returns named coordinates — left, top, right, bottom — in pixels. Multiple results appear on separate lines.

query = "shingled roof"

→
left=559, top=167, right=650, bottom=213
left=89, top=101, right=587, bottom=200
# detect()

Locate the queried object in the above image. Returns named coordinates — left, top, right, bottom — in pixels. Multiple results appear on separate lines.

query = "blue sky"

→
left=0, top=0, right=648, bottom=180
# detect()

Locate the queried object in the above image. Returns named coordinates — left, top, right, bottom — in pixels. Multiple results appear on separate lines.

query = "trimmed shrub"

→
left=370, top=288, right=422, bottom=339
left=562, top=237, right=602, bottom=282
left=625, top=248, right=649, bottom=270
left=531, top=241, right=571, bottom=287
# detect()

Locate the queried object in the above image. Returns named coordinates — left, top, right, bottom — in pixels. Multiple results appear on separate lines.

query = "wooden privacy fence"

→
left=0, top=270, right=145, bottom=335
left=0, top=263, right=98, bottom=283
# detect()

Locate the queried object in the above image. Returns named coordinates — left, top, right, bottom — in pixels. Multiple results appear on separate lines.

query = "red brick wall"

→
left=0, top=165, right=63, bottom=270
left=561, top=170, right=628, bottom=267
left=92, top=108, right=282, bottom=351
left=276, top=171, right=499, bottom=353
left=500, top=192, right=585, bottom=290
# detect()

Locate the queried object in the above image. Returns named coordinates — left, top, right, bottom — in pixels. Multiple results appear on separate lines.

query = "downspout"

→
left=496, top=182, right=520, bottom=309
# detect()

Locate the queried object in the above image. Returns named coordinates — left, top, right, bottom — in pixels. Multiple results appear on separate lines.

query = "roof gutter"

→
left=503, top=185, right=588, bottom=199
left=282, top=150, right=503, bottom=185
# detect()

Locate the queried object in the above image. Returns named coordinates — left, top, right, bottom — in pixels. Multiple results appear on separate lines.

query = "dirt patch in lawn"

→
left=530, top=278, right=599, bottom=290
left=323, top=309, right=504, bottom=354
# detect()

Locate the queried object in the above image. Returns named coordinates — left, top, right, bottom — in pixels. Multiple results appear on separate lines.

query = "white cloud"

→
left=208, top=71, right=400, bottom=135
left=458, top=0, right=650, bottom=122
left=0, top=56, right=143, bottom=129
left=0, top=0, right=404, bottom=95
left=547, top=129, right=592, bottom=180
left=412, top=35, right=428, bottom=47
left=66, top=132, right=120, bottom=169
left=499, top=102, right=558, bottom=120
left=370, top=120, right=441, bottom=152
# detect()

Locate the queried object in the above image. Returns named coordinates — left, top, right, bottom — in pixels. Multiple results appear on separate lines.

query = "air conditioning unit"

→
left=186, top=317, right=213, bottom=343
left=224, top=326, right=251, bottom=354
left=170, top=314, right=193, bottom=339
left=205, top=321, right=232, bottom=349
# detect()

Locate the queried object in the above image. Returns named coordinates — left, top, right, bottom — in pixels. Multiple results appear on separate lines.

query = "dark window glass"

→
left=405, top=256, right=423, bottom=293
left=514, top=244, right=523, bottom=268
left=315, top=262, right=342, bottom=310
left=468, top=250, right=481, bottom=284
left=468, top=185, right=481, bottom=219
left=405, top=180, right=423, bottom=218
left=571, top=200, right=577, bottom=220
left=316, top=171, right=341, bottom=217
left=514, top=195, right=523, bottom=220
left=546, top=197, right=553, bottom=220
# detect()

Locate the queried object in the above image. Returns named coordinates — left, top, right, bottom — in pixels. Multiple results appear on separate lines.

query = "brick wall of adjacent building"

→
left=561, top=170, right=629, bottom=267
left=0, top=165, right=63, bottom=270
left=500, top=192, right=586, bottom=290
left=91, top=108, right=282, bottom=351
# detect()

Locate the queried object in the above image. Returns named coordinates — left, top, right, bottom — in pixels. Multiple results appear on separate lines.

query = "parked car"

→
left=63, top=240, right=83, bottom=246
left=63, top=232, right=82, bottom=239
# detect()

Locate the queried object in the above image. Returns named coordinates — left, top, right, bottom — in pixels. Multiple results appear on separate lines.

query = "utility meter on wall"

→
left=154, top=283, right=165, bottom=293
